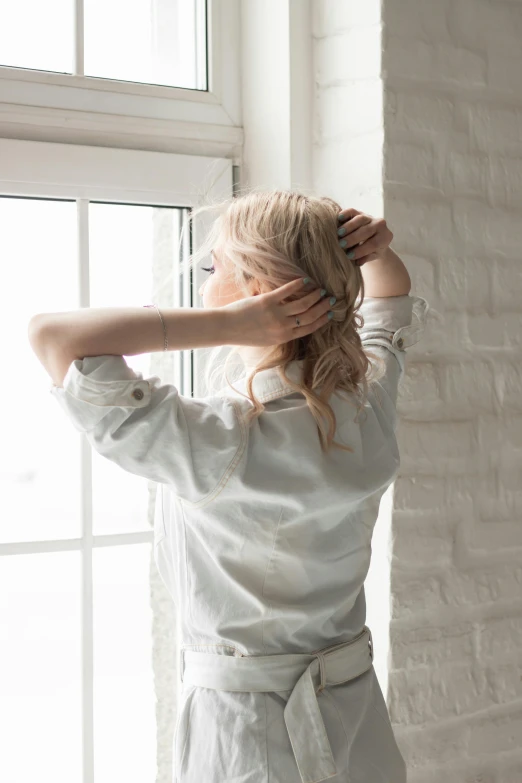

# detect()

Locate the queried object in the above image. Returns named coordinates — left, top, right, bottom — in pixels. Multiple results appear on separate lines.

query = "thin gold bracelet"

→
left=143, top=304, right=169, bottom=351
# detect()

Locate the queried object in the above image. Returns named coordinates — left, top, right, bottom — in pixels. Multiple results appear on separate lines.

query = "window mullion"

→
left=181, top=208, right=192, bottom=396
left=74, top=0, right=85, bottom=76
left=78, top=198, right=94, bottom=783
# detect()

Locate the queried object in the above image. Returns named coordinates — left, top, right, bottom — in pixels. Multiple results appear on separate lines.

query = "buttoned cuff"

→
left=50, top=354, right=156, bottom=432
left=359, top=295, right=429, bottom=351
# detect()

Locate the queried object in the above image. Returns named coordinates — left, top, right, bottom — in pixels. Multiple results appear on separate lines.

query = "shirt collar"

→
left=218, top=360, right=305, bottom=404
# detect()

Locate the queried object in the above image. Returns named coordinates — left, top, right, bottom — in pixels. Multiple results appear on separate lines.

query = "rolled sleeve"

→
left=358, top=295, right=429, bottom=429
left=50, top=354, right=245, bottom=506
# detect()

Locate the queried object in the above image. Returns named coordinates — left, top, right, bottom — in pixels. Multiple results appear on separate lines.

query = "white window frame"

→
left=0, top=0, right=242, bottom=158
left=0, top=135, right=233, bottom=783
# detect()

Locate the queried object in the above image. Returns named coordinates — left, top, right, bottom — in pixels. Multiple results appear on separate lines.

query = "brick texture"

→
left=313, top=0, right=522, bottom=779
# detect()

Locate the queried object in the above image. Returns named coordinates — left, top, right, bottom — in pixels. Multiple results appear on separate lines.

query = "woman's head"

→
left=199, top=189, right=357, bottom=311
left=188, top=188, right=385, bottom=453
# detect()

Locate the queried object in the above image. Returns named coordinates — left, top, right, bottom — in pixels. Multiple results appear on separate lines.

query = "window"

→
left=0, top=2, right=239, bottom=781
left=0, top=139, right=233, bottom=783
left=0, top=0, right=207, bottom=90
left=0, top=0, right=242, bottom=157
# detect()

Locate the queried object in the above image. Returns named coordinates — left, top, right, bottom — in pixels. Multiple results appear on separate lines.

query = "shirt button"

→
left=131, top=388, right=144, bottom=401
left=396, top=337, right=404, bottom=349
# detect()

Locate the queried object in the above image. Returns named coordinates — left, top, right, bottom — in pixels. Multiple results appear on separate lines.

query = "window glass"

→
left=93, top=543, right=175, bottom=781
left=0, top=551, right=82, bottom=782
left=0, top=197, right=81, bottom=544
left=89, top=202, right=189, bottom=536
left=84, top=0, right=207, bottom=89
left=0, top=0, right=207, bottom=90
left=0, top=0, right=73, bottom=74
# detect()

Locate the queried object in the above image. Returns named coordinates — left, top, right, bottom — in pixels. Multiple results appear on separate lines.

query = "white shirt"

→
left=50, top=294, right=429, bottom=783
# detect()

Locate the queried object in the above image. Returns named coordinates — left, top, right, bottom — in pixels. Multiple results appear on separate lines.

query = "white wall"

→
left=382, top=3, right=522, bottom=781
left=239, top=0, right=313, bottom=190
left=241, top=0, right=522, bottom=778
left=310, top=0, right=522, bottom=780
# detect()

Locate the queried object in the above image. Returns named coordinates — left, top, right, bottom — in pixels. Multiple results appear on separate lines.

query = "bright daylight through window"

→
left=0, top=2, right=219, bottom=782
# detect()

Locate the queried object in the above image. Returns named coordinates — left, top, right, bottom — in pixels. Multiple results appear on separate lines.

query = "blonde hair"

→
left=186, top=187, right=387, bottom=453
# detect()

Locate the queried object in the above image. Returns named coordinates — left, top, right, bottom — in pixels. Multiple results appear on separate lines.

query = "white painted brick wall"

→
left=313, top=0, right=522, bottom=780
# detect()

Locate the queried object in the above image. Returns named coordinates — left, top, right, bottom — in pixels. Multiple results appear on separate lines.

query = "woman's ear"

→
left=247, top=280, right=263, bottom=297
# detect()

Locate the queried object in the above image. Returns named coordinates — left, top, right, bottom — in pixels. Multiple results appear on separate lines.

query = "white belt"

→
left=180, top=625, right=374, bottom=783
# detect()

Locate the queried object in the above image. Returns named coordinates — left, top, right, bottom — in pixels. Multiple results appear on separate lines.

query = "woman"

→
left=29, top=189, right=429, bottom=783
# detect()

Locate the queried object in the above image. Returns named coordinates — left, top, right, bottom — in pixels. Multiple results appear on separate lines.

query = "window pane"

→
left=84, top=0, right=207, bottom=89
left=0, top=0, right=73, bottom=73
left=0, top=198, right=82, bottom=545
left=0, top=551, right=82, bottom=783
left=89, top=202, right=188, bottom=537
left=93, top=543, right=170, bottom=782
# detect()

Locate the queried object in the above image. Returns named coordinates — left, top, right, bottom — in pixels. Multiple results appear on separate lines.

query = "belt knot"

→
left=180, top=626, right=374, bottom=783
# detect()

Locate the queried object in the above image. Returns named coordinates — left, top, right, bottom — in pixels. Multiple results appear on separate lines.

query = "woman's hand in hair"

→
left=337, top=208, right=394, bottom=266
left=220, top=278, right=334, bottom=347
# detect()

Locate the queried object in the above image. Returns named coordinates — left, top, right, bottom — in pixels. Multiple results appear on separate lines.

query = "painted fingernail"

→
left=346, top=249, right=355, bottom=259
left=339, top=239, right=347, bottom=248
left=320, top=288, right=327, bottom=296
left=337, top=213, right=345, bottom=222
left=329, top=296, right=336, bottom=305
left=328, top=311, right=334, bottom=319
left=303, top=277, right=311, bottom=285
left=337, top=227, right=346, bottom=237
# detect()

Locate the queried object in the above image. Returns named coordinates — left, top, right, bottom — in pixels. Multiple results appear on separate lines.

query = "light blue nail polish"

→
left=330, top=296, right=336, bottom=306
left=303, top=277, right=311, bottom=284
left=337, top=213, right=344, bottom=222
left=337, top=227, right=346, bottom=237
left=320, top=288, right=327, bottom=296
left=346, top=249, right=355, bottom=259
left=339, top=239, right=347, bottom=248
left=328, top=311, right=334, bottom=319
